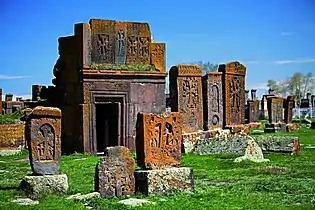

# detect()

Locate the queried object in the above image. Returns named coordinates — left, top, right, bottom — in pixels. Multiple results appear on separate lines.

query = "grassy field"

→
left=0, top=126, right=314, bottom=209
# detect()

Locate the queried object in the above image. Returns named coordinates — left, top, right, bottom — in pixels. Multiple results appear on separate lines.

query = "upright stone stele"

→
left=20, top=106, right=68, bottom=199
left=135, top=112, right=194, bottom=196
left=95, top=146, right=135, bottom=198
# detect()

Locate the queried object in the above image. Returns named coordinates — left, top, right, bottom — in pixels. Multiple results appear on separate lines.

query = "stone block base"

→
left=135, top=167, right=194, bottom=196
left=20, top=174, right=68, bottom=199
left=225, top=125, right=250, bottom=135
left=254, top=136, right=301, bottom=154
left=264, top=123, right=286, bottom=133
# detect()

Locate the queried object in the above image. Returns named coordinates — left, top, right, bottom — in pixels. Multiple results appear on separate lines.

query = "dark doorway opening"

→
left=95, top=102, right=120, bottom=153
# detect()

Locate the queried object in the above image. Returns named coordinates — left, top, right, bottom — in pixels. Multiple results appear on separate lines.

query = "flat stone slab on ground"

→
left=66, top=192, right=100, bottom=200
left=135, top=167, right=194, bottom=196
left=19, top=174, right=68, bottom=199
left=118, top=198, right=156, bottom=207
left=11, top=198, right=39, bottom=206
left=193, top=135, right=251, bottom=155
left=254, top=136, right=301, bottom=154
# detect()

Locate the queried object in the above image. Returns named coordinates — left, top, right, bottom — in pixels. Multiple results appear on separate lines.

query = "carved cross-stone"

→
left=183, top=79, right=198, bottom=109
left=97, top=34, right=110, bottom=56
left=230, top=78, right=241, bottom=113
left=37, top=124, right=55, bottom=161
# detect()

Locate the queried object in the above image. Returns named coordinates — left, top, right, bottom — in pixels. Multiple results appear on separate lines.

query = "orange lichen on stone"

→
left=30, top=106, right=61, bottom=117
left=136, top=112, right=182, bottom=170
left=169, top=65, right=203, bottom=133
left=0, top=124, right=25, bottom=149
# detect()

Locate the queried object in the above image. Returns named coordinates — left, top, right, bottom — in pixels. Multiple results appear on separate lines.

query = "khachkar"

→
left=218, top=61, right=246, bottom=128
left=20, top=106, right=68, bottom=199
left=202, top=72, right=223, bottom=130
left=169, top=65, right=203, bottom=133
left=135, top=112, right=194, bottom=195
left=95, top=146, right=135, bottom=198
left=264, top=97, right=286, bottom=133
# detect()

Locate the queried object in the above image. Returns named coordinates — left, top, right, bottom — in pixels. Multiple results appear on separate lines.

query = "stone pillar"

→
left=169, top=64, right=203, bottom=133
left=311, top=95, right=315, bottom=108
left=245, top=90, right=249, bottom=103
left=218, top=61, right=246, bottom=127
left=267, top=97, right=284, bottom=124
left=0, top=88, right=2, bottom=115
left=202, top=72, right=223, bottom=130
left=268, top=89, right=274, bottom=95
left=25, top=106, right=62, bottom=175
left=251, top=89, right=257, bottom=100
left=5, top=93, right=13, bottom=102
left=284, top=96, right=295, bottom=124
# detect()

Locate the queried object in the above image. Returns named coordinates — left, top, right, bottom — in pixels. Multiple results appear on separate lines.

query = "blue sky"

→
left=0, top=0, right=315, bottom=100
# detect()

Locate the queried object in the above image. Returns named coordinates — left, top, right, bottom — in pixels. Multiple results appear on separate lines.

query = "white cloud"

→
left=0, top=74, right=31, bottom=79
left=246, top=82, right=268, bottom=90
left=281, top=32, right=293, bottom=36
left=274, top=58, right=315, bottom=65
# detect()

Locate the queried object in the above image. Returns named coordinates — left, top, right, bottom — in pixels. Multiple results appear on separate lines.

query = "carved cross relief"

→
left=36, top=124, right=55, bottom=161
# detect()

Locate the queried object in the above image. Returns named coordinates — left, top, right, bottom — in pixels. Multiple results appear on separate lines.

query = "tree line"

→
left=267, top=72, right=315, bottom=107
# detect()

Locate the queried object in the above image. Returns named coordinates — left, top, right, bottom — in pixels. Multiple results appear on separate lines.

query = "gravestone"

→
left=135, top=112, right=194, bottom=196
left=202, top=72, right=223, bottom=130
left=169, top=65, right=203, bottom=133
left=20, top=106, right=68, bottom=199
left=135, top=112, right=182, bottom=169
left=0, top=88, right=2, bottom=114
left=246, top=100, right=259, bottom=123
left=25, top=106, right=62, bottom=175
left=218, top=61, right=246, bottom=127
left=267, top=97, right=284, bottom=124
left=95, top=146, right=135, bottom=198
left=284, top=96, right=295, bottom=124
left=311, top=95, right=315, bottom=108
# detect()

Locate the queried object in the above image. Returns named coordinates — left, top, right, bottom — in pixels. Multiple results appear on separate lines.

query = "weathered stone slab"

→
left=25, top=106, right=62, bottom=175
left=234, top=139, right=270, bottom=163
left=169, top=65, right=203, bottom=133
left=135, top=167, right=194, bottom=196
left=218, top=61, right=246, bottom=127
left=136, top=112, right=182, bottom=170
left=19, top=174, right=68, bottom=199
left=194, top=135, right=251, bottom=155
left=254, top=136, right=301, bottom=154
left=95, top=146, right=135, bottom=198
left=267, top=97, right=284, bottom=124
left=286, top=123, right=298, bottom=132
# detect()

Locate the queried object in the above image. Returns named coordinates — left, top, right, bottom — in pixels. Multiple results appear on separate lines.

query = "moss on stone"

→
left=90, top=63, right=156, bottom=71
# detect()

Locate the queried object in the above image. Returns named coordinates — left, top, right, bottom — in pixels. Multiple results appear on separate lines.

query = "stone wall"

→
left=0, top=124, right=25, bottom=149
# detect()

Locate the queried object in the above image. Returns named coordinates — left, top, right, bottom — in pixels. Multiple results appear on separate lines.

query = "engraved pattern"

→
left=115, top=30, right=126, bottom=64
left=177, top=76, right=203, bottom=132
left=211, top=85, right=219, bottom=112
left=127, top=36, right=138, bottom=64
left=136, top=112, right=182, bottom=169
left=96, top=34, right=111, bottom=62
left=138, top=37, right=150, bottom=64
left=150, top=43, right=165, bottom=72
left=224, top=75, right=245, bottom=126
left=36, top=124, right=55, bottom=161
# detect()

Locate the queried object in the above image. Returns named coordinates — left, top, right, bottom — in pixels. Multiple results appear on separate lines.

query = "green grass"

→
left=0, top=128, right=315, bottom=209
left=0, top=110, right=24, bottom=124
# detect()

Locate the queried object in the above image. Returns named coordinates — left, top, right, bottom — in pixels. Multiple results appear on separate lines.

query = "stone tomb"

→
left=20, top=106, right=68, bottom=199
left=202, top=72, right=224, bottom=130
left=135, top=112, right=194, bottom=196
left=95, top=146, right=135, bottom=198
left=218, top=61, right=246, bottom=128
left=169, top=65, right=203, bottom=133
left=52, top=19, right=167, bottom=154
